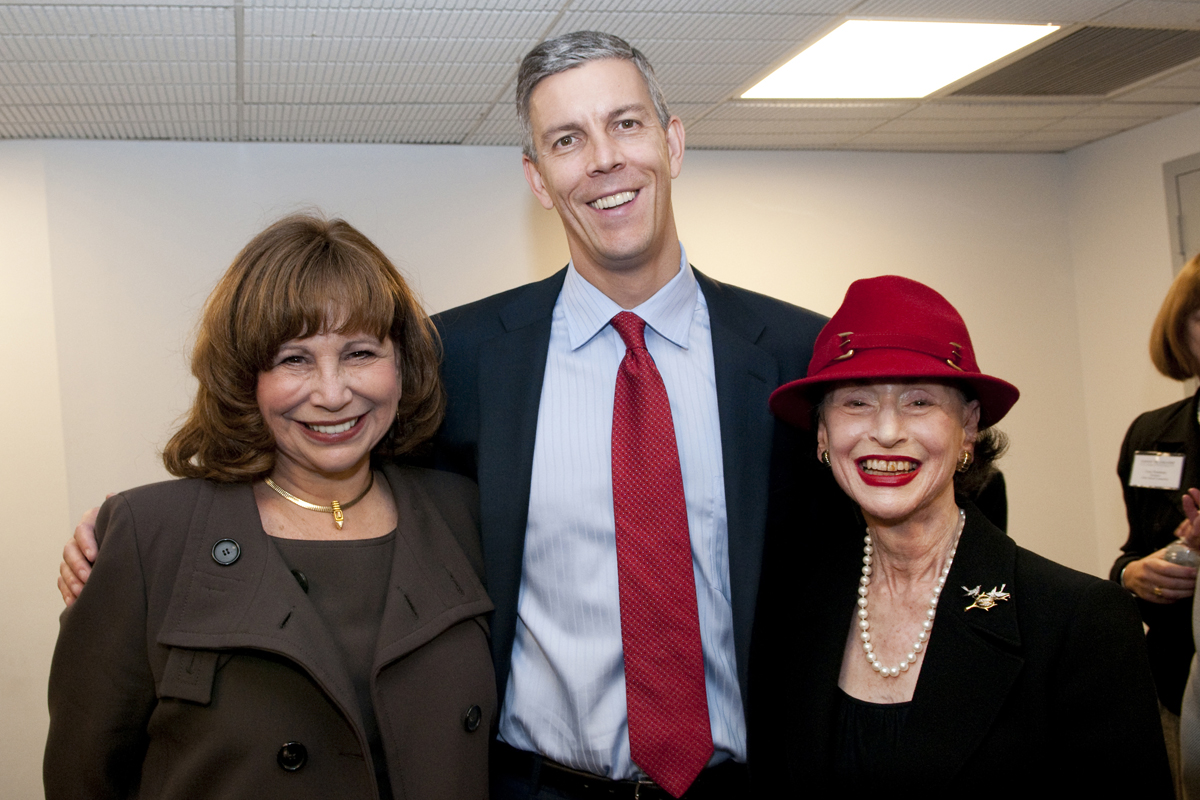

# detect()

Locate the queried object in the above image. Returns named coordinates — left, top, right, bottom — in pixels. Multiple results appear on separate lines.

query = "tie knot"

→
left=611, top=311, right=647, bottom=351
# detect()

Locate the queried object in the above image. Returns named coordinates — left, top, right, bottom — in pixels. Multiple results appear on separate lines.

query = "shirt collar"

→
left=561, top=245, right=697, bottom=351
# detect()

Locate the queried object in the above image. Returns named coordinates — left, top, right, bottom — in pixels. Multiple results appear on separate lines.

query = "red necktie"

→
left=610, top=311, right=713, bottom=798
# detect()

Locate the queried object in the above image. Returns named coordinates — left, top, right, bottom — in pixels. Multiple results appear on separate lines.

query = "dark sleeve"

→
left=426, top=309, right=482, bottom=482
left=1051, top=579, right=1173, bottom=794
left=1111, top=417, right=1166, bottom=581
left=45, top=495, right=156, bottom=800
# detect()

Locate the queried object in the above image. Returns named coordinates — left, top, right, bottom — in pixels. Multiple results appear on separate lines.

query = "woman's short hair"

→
left=1150, top=252, right=1200, bottom=381
left=162, top=213, right=444, bottom=482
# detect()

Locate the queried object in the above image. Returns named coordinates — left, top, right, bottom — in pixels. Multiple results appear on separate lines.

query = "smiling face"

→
left=256, top=330, right=401, bottom=486
left=817, top=381, right=980, bottom=530
left=521, top=58, right=684, bottom=290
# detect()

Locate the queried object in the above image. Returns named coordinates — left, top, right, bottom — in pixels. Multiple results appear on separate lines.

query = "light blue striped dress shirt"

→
left=497, top=248, right=746, bottom=778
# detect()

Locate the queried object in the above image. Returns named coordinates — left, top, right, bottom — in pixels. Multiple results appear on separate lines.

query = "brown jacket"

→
left=45, top=464, right=495, bottom=800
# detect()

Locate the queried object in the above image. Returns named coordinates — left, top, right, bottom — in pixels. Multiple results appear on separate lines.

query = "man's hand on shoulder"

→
left=58, top=502, right=105, bottom=607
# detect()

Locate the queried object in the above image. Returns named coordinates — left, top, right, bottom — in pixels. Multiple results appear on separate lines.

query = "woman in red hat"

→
left=752, top=275, right=1169, bottom=793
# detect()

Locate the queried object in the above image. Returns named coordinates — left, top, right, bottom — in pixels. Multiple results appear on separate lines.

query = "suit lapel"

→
left=156, top=481, right=362, bottom=730
left=789, top=525, right=866, bottom=772
left=895, top=510, right=1024, bottom=780
left=696, top=269, right=781, bottom=691
left=474, top=269, right=563, bottom=700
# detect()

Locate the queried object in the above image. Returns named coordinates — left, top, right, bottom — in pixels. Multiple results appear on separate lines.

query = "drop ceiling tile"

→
left=1082, top=99, right=1195, bottom=115
left=1155, top=65, right=1200, bottom=86
left=247, top=62, right=511, bottom=103
left=980, top=141, right=1078, bottom=151
left=0, top=0, right=230, bottom=6
left=245, top=101, right=486, bottom=142
left=1094, top=1, right=1200, bottom=29
left=873, top=116, right=1050, bottom=132
left=248, top=6, right=555, bottom=40
left=547, top=11, right=831, bottom=45
left=0, top=4, right=233, bottom=36
left=1014, top=129, right=1109, bottom=146
left=898, top=101, right=1094, bottom=119
left=1039, top=115, right=1146, bottom=131
left=571, top=0, right=855, bottom=12
left=1, top=0, right=1196, bottom=148
left=0, top=82, right=233, bottom=105
left=844, top=141, right=1058, bottom=152
left=462, top=131, right=521, bottom=145
left=668, top=102, right=718, bottom=122
left=849, top=0, right=1123, bottom=24
left=257, top=1, right=561, bottom=10
left=686, top=132, right=861, bottom=149
left=641, top=37, right=828, bottom=65
left=849, top=130, right=1022, bottom=145
left=688, top=116, right=884, bottom=135
left=707, top=101, right=917, bottom=120
left=1117, top=83, right=1200, bottom=102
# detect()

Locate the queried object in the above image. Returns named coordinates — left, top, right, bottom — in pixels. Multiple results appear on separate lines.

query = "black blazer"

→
left=430, top=266, right=826, bottom=708
left=753, top=506, right=1171, bottom=794
left=1111, top=388, right=1200, bottom=714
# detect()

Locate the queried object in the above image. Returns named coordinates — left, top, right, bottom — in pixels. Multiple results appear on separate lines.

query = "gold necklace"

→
left=264, top=471, right=375, bottom=530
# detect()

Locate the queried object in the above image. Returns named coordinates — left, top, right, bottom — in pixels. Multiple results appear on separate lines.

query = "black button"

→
left=291, top=570, right=309, bottom=593
left=211, top=539, right=241, bottom=566
left=463, top=704, right=482, bottom=732
left=277, top=741, right=307, bottom=771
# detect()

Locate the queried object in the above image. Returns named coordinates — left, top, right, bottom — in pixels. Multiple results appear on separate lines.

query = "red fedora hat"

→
left=769, top=276, right=1019, bottom=429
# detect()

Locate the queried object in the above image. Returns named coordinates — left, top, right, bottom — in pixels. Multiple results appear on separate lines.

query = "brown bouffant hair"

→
left=1150, top=252, right=1200, bottom=381
left=162, top=213, right=444, bottom=482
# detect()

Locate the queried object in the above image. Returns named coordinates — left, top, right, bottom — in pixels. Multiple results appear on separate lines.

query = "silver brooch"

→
left=963, top=584, right=1011, bottom=612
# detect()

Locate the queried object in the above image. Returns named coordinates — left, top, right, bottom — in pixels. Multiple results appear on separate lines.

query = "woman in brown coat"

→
left=44, top=214, right=495, bottom=800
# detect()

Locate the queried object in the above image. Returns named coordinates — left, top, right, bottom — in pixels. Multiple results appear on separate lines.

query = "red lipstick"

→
left=856, top=456, right=920, bottom=487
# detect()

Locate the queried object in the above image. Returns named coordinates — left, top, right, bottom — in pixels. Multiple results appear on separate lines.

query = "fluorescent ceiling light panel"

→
left=742, top=20, right=1059, bottom=99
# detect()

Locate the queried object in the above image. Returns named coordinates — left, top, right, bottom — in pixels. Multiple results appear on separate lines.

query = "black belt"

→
left=491, top=741, right=749, bottom=800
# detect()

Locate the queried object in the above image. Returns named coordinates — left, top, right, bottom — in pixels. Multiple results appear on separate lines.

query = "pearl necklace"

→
left=858, top=508, right=965, bottom=678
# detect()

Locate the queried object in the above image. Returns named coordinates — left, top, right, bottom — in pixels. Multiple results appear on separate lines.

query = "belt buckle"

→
left=633, top=778, right=658, bottom=799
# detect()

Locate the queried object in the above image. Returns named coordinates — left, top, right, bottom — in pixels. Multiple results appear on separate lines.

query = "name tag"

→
left=1129, top=451, right=1186, bottom=490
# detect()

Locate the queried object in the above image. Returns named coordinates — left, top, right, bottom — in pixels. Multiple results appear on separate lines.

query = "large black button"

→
left=211, top=539, right=241, bottom=566
left=463, top=704, right=482, bottom=732
left=277, top=741, right=307, bottom=771
left=291, top=569, right=309, bottom=593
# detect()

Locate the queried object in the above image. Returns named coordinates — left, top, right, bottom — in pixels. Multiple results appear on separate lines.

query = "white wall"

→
left=1, top=116, right=1196, bottom=794
left=1067, top=105, right=1200, bottom=576
left=0, top=141, right=72, bottom=800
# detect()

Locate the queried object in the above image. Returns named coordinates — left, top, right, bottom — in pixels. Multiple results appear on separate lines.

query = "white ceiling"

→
left=2, top=0, right=1200, bottom=152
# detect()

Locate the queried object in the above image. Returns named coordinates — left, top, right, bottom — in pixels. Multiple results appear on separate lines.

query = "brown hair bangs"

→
left=1150, top=252, right=1200, bottom=381
left=163, top=213, right=445, bottom=482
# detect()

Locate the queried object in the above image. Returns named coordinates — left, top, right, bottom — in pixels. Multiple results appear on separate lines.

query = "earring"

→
left=957, top=451, right=972, bottom=472
left=821, top=450, right=831, bottom=466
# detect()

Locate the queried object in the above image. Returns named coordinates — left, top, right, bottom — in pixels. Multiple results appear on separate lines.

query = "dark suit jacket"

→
left=430, top=266, right=826, bottom=709
left=753, top=505, right=1171, bottom=794
left=45, top=465, right=496, bottom=800
left=1112, top=387, right=1200, bottom=714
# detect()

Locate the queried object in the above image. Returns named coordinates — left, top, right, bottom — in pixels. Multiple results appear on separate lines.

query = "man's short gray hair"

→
left=517, top=31, right=672, bottom=161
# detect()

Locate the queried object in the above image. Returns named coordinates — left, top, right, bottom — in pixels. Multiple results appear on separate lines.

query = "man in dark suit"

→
left=431, top=31, right=825, bottom=800
left=60, top=30, right=827, bottom=800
